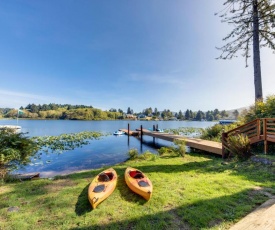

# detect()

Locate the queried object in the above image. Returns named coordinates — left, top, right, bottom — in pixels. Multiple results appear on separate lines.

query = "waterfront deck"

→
left=120, top=128, right=222, bottom=156
left=120, top=129, right=139, bottom=136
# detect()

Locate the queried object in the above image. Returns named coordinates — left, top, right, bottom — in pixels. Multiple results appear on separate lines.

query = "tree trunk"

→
left=253, top=0, right=263, bottom=102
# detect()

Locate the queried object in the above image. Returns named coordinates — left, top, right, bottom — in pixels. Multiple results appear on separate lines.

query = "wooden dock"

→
left=120, top=129, right=139, bottom=136
left=120, top=128, right=222, bottom=156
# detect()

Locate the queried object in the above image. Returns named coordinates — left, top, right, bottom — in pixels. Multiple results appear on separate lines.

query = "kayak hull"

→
left=125, top=167, right=153, bottom=200
left=88, top=168, right=117, bottom=209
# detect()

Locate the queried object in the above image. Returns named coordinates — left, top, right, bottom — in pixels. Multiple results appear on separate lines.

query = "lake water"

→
left=0, top=119, right=217, bottom=177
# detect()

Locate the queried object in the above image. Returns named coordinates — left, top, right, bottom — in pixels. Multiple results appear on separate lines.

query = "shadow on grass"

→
left=75, top=184, right=92, bottom=216
left=70, top=188, right=269, bottom=230
left=129, top=155, right=275, bottom=186
left=112, top=167, right=148, bottom=205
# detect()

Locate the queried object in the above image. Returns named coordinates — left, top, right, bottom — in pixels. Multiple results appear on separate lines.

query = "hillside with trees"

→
left=1, top=103, right=240, bottom=121
left=2, top=103, right=123, bottom=120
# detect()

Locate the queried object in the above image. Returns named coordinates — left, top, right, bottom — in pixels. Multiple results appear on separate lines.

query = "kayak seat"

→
left=93, top=184, right=105, bottom=193
left=133, top=173, right=144, bottom=179
left=138, top=180, right=149, bottom=187
left=98, top=173, right=110, bottom=182
left=129, top=171, right=144, bottom=179
left=106, top=172, right=114, bottom=180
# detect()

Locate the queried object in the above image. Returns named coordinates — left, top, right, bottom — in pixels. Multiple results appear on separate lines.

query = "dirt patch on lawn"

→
left=0, top=186, right=13, bottom=194
left=44, top=179, right=77, bottom=193
left=249, top=186, right=275, bottom=199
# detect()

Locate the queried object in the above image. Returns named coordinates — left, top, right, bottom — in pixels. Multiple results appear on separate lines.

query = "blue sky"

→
left=0, top=0, right=274, bottom=113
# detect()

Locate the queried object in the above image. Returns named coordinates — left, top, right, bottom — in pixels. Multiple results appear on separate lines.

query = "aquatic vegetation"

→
left=32, top=131, right=103, bottom=154
left=200, top=123, right=241, bottom=142
left=0, top=130, right=104, bottom=181
left=165, top=127, right=203, bottom=137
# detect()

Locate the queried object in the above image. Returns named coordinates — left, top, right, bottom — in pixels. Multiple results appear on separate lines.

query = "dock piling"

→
left=141, top=125, right=143, bottom=142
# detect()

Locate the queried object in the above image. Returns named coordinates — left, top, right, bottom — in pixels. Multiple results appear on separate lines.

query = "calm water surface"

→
left=0, top=119, right=217, bottom=177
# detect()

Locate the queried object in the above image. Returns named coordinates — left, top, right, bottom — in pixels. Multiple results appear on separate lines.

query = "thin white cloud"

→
left=0, top=89, right=47, bottom=100
left=127, top=73, right=189, bottom=89
left=0, top=89, right=64, bottom=108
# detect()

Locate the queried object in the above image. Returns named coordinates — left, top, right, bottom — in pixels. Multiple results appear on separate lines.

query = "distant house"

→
left=137, top=114, right=146, bottom=119
left=125, top=114, right=137, bottom=120
left=169, top=117, right=178, bottom=121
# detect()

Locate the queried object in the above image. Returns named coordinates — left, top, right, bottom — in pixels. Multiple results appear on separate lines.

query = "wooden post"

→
left=257, top=119, right=261, bottom=139
left=222, top=131, right=227, bottom=159
left=264, top=140, right=268, bottom=154
left=127, top=123, right=130, bottom=145
left=153, top=125, right=156, bottom=143
left=140, top=125, right=143, bottom=142
left=263, top=119, right=267, bottom=154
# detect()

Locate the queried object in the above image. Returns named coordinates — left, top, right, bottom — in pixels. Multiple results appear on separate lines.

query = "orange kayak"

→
left=125, top=167, right=153, bottom=200
left=88, top=168, right=117, bottom=209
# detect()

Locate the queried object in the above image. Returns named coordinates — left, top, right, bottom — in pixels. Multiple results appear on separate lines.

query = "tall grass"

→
left=225, top=134, right=252, bottom=160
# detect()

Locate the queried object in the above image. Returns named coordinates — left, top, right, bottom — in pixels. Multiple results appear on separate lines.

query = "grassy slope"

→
left=1, top=153, right=274, bottom=230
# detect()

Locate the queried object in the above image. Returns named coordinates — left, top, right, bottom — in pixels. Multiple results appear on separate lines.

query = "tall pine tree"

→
left=216, top=0, right=275, bottom=101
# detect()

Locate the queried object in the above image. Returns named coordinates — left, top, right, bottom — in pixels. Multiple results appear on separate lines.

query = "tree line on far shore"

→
left=0, top=103, right=238, bottom=121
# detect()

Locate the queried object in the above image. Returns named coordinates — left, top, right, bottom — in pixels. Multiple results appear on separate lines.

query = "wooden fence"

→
left=222, top=118, right=275, bottom=157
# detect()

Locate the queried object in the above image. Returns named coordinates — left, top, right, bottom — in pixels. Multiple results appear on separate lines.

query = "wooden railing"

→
left=222, top=118, right=275, bottom=157
left=263, top=118, right=275, bottom=152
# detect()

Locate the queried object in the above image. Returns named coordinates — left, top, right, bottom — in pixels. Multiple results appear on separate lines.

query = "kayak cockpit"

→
left=129, top=170, right=144, bottom=179
left=98, top=172, right=114, bottom=182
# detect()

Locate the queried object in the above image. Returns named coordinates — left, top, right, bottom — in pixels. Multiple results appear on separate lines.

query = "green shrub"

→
left=242, top=95, right=275, bottom=122
left=158, top=140, right=186, bottom=157
left=127, top=149, right=158, bottom=161
left=158, top=147, right=176, bottom=156
left=174, top=139, right=186, bottom=157
left=201, top=124, right=224, bottom=141
left=225, top=134, right=252, bottom=160
left=201, top=123, right=241, bottom=142
left=127, top=149, right=139, bottom=159
left=0, top=128, right=38, bottom=181
left=139, top=151, right=158, bottom=161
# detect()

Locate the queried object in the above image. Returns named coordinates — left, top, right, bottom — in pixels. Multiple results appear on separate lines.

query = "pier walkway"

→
left=120, top=128, right=222, bottom=156
left=121, top=118, right=275, bottom=157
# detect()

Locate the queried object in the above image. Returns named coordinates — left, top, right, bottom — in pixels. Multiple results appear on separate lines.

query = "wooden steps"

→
left=222, top=118, right=275, bottom=155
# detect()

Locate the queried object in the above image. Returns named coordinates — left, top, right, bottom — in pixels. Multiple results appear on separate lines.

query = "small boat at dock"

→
left=113, top=130, right=125, bottom=135
left=156, top=128, right=164, bottom=132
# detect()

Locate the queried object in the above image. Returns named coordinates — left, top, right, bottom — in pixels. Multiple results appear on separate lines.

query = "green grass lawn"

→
left=1, top=153, right=275, bottom=230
